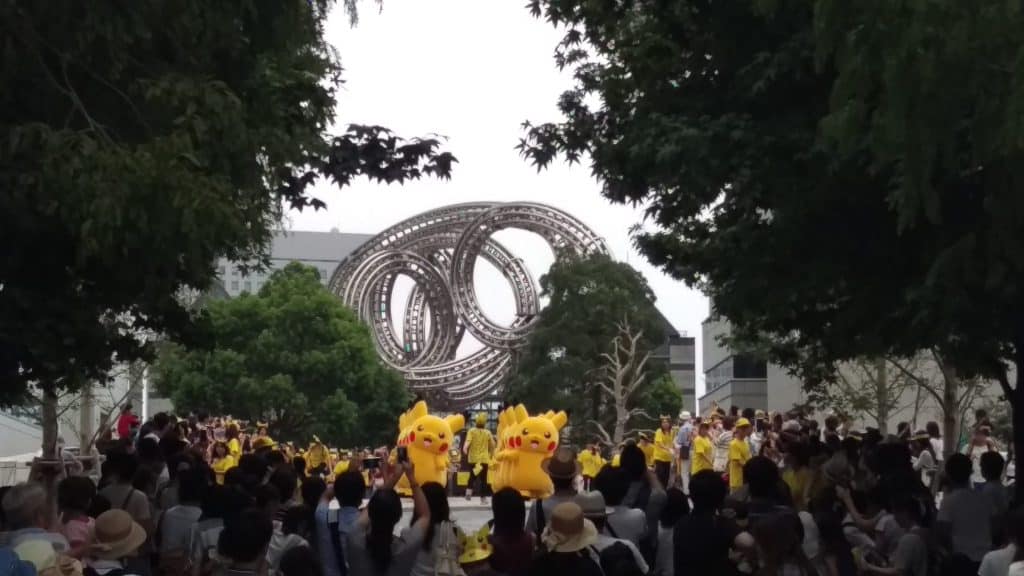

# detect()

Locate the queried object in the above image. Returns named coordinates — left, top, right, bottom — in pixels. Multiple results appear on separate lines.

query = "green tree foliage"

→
left=0, top=1, right=453, bottom=416
left=152, top=263, right=408, bottom=447
left=506, top=254, right=679, bottom=445
left=520, top=0, right=1024, bottom=494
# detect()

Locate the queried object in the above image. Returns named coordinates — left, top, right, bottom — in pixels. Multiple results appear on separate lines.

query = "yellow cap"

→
left=735, top=418, right=752, bottom=428
left=475, top=412, right=487, bottom=426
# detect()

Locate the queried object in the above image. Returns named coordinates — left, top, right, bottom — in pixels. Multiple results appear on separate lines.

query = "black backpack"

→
left=590, top=542, right=645, bottom=576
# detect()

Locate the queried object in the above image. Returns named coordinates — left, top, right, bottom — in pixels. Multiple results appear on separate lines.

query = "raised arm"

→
left=406, top=461, right=431, bottom=531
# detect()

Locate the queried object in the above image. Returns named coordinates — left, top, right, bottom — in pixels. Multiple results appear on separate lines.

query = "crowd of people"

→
left=0, top=403, right=1018, bottom=576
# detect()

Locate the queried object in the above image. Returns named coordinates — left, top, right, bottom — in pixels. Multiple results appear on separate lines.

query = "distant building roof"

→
left=654, top=307, right=681, bottom=338
left=269, top=230, right=373, bottom=263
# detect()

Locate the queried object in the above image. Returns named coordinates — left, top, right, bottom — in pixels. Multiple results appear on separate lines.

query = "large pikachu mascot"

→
left=394, top=400, right=465, bottom=495
left=492, top=404, right=568, bottom=498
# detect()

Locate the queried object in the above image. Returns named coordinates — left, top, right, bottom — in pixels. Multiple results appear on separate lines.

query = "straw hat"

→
left=541, top=502, right=599, bottom=553
left=90, top=509, right=147, bottom=560
left=541, top=446, right=581, bottom=480
left=679, top=410, right=692, bottom=421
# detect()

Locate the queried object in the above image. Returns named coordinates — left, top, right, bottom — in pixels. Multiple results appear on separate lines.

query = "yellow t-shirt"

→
left=728, top=438, right=751, bottom=491
left=465, top=427, right=494, bottom=465
left=640, top=443, right=655, bottom=468
left=653, top=429, right=675, bottom=463
left=783, top=467, right=812, bottom=509
left=333, top=460, right=350, bottom=477
left=212, top=455, right=236, bottom=485
left=578, top=450, right=605, bottom=477
left=612, top=454, right=621, bottom=467
left=228, top=438, right=241, bottom=459
left=691, top=435, right=714, bottom=474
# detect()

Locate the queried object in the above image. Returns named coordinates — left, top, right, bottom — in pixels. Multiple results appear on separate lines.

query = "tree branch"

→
left=588, top=420, right=612, bottom=445
left=887, top=356, right=945, bottom=409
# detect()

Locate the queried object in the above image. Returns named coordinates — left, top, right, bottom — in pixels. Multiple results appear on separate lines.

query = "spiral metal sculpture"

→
left=328, top=202, right=608, bottom=406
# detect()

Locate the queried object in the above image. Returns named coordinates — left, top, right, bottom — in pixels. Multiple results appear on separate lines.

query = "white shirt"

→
left=1009, top=561, right=1024, bottom=576
left=605, top=506, right=647, bottom=546
left=267, top=523, right=309, bottom=572
left=979, top=545, right=1016, bottom=576
left=929, top=438, right=944, bottom=461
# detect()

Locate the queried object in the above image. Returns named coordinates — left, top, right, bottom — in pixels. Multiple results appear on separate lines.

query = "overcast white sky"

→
left=288, top=0, right=710, bottom=390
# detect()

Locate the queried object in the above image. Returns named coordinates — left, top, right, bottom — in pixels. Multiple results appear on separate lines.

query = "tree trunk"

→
left=875, top=359, right=889, bottom=435
left=79, top=384, right=94, bottom=452
left=940, top=367, right=959, bottom=457
left=911, top=383, right=924, bottom=430
left=41, top=385, right=59, bottom=459
left=1013, top=340, right=1024, bottom=503
left=613, top=402, right=627, bottom=446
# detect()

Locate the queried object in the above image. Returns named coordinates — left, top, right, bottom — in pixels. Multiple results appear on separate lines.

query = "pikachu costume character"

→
left=305, top=436, right=330, bottom=477
left=491, top=405, right=568, bottom=498
left=395, top=401, right=465, bottom=494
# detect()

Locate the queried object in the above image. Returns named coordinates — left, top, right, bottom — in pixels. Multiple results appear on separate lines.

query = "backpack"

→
left=624, top=484, right=656, bottom=567
left=590, top=542, right=645, bottom=576
left=433, top=521, right=465, bottom=576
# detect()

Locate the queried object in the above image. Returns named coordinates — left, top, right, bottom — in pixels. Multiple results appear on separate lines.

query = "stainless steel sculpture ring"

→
left=328, top=202, right=608, bottom=406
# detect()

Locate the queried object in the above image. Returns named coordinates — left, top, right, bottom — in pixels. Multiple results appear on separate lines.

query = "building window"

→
left=243, top=281, right=252, bottom=293
left=231, top=280, right=239, bottom=291
left=217, top=265, right=225, bottom=276
left=734, top=355, right=767, bottom=379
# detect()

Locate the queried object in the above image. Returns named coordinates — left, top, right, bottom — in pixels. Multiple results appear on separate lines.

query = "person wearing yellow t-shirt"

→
left=611, top=443, right=624, bottom=468
left=226, top=424, right=242, bottom=460
left=691, top=421, right=714, bottom=475
left=463, top=413, right=495, bottom=504
left=333, top=451, right=351, bottom=478
left=638, top=433, right=655, bottom=468
left=578, top=444, right=605, bottom=490
left=210, top=441, right=236, bottom=485
left=728, top=418, right=753, bottom=492
left=653, top=416, right=676, bottom=488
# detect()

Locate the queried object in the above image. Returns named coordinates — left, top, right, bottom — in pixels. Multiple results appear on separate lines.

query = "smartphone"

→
left=396, top=446, right=408, bottom=463
left=362, top=456, right=381, bottom=470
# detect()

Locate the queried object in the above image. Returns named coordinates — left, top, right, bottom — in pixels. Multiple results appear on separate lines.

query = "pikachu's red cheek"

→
left=548, top=442, right=556, bottom=452
left=410, top=432, right=416, bottom=442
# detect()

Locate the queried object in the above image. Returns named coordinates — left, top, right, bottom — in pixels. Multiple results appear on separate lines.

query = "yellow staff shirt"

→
left=640, top=443, right=655, bottom=468
left=728, top=438, right=751, bottom=491
left=212, top=455, right=236, bottom=485
left=333, top=460, right=350, bottom=477
left=578, top=450, right=605, bottom=477
left=653, top=429, right=675, bottom=463
left=691, top=435, right=714, bottom=474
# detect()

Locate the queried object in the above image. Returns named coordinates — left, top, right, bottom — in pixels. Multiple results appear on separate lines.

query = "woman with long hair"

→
left=910, top=431, right=937, bottom=491
left=405, top=482, right=461, bottom=576
left=347, top=461, right=430, bottom=576
left=753, top=513, right=817, bottom=576
left=210, top=441, right=235, bottom=485
left=489, top=487, right=533, bottom=576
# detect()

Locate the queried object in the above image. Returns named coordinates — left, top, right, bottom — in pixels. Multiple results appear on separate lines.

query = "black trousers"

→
left=469, top=463, right=491, bottom=497
left=655, top=460, right=671, bottom=488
